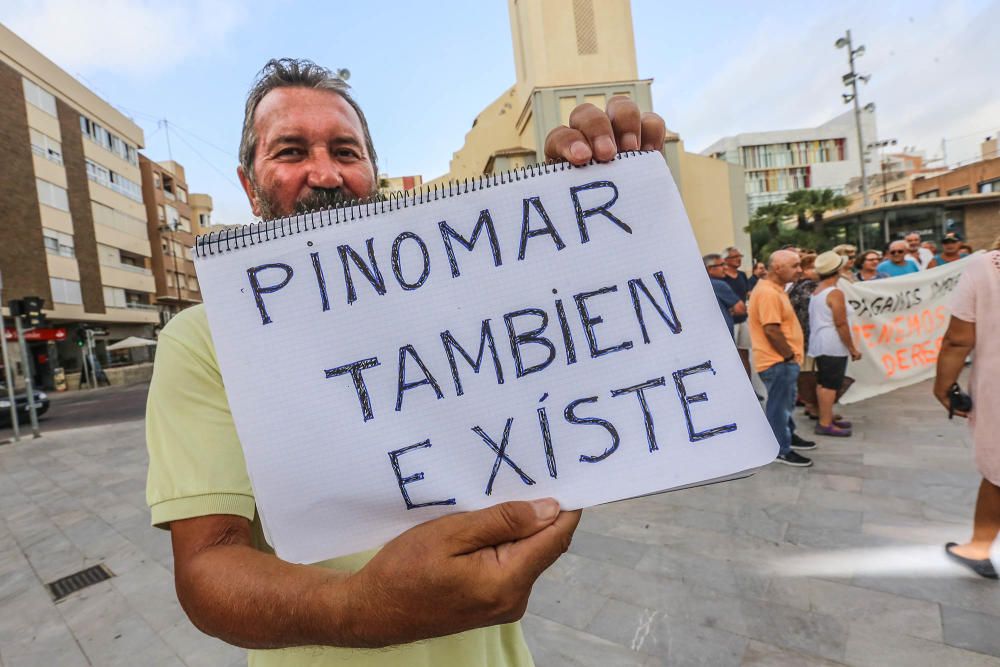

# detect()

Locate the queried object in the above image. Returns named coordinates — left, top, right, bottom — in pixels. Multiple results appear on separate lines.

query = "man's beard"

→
left=254, top=186, right=364, bottom=221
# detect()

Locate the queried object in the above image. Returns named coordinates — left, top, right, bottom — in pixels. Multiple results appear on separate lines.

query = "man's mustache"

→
left=293, top=187, right=360, bottom=213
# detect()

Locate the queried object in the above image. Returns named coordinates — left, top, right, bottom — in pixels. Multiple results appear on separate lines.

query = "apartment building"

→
left=138, top=158, right=202, bottom=317
left=702, top=110, right=877, bottom=215
left=189, top=192, right=214, bottom=236
left=0, top=25, right=157, bottom=389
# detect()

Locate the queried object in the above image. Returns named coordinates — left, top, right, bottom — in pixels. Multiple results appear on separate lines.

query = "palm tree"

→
left=782, top=189, right=850, bottom=235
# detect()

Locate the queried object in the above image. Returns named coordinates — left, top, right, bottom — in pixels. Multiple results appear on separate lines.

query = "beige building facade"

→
left=429, top=0, right=750, bottom=259
left=1, top=24, right=158, bottom=389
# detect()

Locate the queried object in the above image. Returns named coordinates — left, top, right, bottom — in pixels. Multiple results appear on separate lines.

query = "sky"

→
left=3, top=0, right=997, bottom=228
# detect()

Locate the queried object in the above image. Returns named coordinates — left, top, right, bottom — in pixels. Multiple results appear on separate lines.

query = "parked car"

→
left=0, top=384, right=49, bottom=426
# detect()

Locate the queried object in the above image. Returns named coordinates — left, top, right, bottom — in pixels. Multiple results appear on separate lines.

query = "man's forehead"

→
left=254, top=87, right=363, bottom=137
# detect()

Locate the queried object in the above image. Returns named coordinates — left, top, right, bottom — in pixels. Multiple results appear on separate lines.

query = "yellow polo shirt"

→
left=146, top=305, right=533, bottom=667
left=747, top=279, right=804, bottom=373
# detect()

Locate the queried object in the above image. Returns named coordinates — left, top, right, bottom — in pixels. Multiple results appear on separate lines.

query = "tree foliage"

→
left=744, top=188, right=849, bottom=259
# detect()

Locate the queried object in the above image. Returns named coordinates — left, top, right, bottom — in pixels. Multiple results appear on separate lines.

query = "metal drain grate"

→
left=47, top=564, right=113, bottom=601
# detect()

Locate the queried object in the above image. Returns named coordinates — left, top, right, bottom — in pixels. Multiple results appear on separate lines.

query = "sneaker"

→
left=776, top=451, right=813, bottom=467
left=791, top=433, right=817, bottom=450
left=815, top=423, right=851, bottom=437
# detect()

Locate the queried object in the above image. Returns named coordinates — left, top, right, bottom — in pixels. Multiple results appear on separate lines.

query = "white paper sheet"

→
left=194, top=152, right=778, bottom=564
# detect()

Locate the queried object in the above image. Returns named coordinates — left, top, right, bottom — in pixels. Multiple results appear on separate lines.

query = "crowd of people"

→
left=704, top=230, right=972, bottom=468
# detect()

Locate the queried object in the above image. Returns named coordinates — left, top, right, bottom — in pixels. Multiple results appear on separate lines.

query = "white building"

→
left=701, top=110, right=877, bottom=214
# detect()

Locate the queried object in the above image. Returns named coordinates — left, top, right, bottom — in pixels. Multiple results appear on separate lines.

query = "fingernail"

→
left=570, top=141, right=590, bottom=161
left=532, top=498, right=559, bottom=521
left=595, top=135, right=615, bottom=158
left=622, top=132, right=638, bottom=151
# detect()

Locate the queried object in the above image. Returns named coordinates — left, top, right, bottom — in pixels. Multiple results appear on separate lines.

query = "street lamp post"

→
left=836, top=30, right=873, bottom=209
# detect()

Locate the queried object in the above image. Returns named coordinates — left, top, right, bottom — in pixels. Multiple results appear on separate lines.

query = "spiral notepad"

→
left=194, top=151, right=778, bottom=564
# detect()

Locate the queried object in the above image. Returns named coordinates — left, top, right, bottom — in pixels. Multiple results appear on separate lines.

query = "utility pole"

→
left=0, top=271, right=21, bottom=441
left=12, top=312, right=40, bottom=438
left=836, top=30, right=874, bottom=209
left=160, top=222, right=183, bottom=316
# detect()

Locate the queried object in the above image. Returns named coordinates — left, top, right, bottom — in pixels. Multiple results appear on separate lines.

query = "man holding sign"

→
left=146, top=59, right=667, bottom=664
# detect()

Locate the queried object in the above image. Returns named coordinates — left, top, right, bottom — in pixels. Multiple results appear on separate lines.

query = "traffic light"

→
left=22, top=296, right=45, bottom=328
left=75, top=326, right=88, bottom=347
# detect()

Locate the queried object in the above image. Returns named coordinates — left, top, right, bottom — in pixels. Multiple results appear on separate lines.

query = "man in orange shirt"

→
left=748, top=249, right=816, bottom=467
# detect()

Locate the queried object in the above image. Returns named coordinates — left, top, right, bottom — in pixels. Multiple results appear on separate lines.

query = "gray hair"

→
left=722, top=246, right=741, bottom=257
left=703, top=253, right=723, bottom=268
left=239, top=58, right=378, bottom=186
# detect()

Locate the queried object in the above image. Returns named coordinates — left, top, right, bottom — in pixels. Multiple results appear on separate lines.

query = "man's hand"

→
left=171, top=499, right=580, bottom=650
left=731, top=300, right=747, bottom=318
left=544, top=96, right=666, bottom=165
left=344, top=499, right=581, bottom=647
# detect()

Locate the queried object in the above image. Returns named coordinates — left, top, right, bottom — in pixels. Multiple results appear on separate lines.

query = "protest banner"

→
left=193, top=151, right=778, bottom=564
left=840, top=255, right=973, bottom=404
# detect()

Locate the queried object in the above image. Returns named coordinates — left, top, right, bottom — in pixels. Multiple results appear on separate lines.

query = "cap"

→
left=815, top=250, right=846, bottom=278
left=941, top=233, right=963, bottom=243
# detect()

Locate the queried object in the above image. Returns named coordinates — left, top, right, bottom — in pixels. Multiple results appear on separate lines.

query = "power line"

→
left=168, top=128, right=244, bottom=194
left=167, top=122, right=238, bottom=160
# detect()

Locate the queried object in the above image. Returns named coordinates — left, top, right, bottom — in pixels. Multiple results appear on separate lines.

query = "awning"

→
left=107, top=336, right=158, bottom=350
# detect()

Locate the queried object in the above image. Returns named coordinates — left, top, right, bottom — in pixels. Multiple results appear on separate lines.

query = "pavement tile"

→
left=583, top=597, right=748, bottom=665
left=522, top=613, right=651, bottom=667
left=941, top=605, right=1000, bottom=658
left=3, top=377, right=1000, bottom=666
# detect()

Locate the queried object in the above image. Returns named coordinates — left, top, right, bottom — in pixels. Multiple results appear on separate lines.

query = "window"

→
left=79, top=115, right=138, bottom=166
left=29, top=129, right=62, bottom=165
left=103, top=286, right=127, bottom=308
left=23, top=78, right=57, bottom=116
left=153, top=173, right=161, bottom=190
left=162, top=174, right=176, bottom=200
left=158, top=205, right=166, bottom=223
left=164, top=204, right=180, bottom=230
left=50, top=277, right=83, bottom=305
left=979, top=178, right=1000, bottom=193
left=85, top=159, right=143, bottom=202
left=92, top=202, right=148, bottom=238
left=178, top=216, right=192, bottom=233
left=177, top=187, right=187, bottom=203
left=42, top=228, right=75, bottom=257
left=36, top=179, right=69, bottom=211
left=915, top=190, right=938, bottom=199
left=198, top=213, right=211, bottom=228
left=948, top=186, right=971, bottom=196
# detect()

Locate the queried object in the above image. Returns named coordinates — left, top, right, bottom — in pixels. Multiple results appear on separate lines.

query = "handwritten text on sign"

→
left=194, top=153, right=777, bottom=563
left=840, top=256, right=972, bottom=404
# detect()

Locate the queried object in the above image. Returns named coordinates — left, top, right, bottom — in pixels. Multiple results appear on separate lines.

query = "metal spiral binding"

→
left=195, top=151, right=645, bottom=258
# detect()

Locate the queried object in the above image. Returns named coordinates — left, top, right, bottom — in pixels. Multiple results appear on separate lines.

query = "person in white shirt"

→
left=905, top=232, right=934, bottom=270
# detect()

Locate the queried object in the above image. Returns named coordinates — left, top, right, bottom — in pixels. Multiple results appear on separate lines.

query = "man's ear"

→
left=237, top=165, right=262, bottom=218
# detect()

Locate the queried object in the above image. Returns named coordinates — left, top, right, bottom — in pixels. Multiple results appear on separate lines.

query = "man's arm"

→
left=172, top=500, right=580, bottom=650
left=763, top=323, right=795, bottom=361
left=731, top=300, right=747, bottom=318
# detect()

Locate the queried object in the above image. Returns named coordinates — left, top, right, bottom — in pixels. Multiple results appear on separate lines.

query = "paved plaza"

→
left=1, top=378, right=999, bottom=666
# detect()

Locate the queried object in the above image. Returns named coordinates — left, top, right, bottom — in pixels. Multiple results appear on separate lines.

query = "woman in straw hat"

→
left=807, top=251, right=862, bottom=437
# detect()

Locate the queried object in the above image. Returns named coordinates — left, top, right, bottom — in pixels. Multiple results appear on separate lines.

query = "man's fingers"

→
left=568, top=103, right=617, bottom=162
left=544, top=126, right=592, bottom=165
left=606, top=96, right=641, bottom=152
left=639, top=112, right=667, bottom=151
left=437, top=499, right=561, bottom=555
left=499, top=509, right=582, bottom=582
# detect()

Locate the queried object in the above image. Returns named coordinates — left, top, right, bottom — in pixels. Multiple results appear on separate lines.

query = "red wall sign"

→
left=3, top=327, right=68, bottom=342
